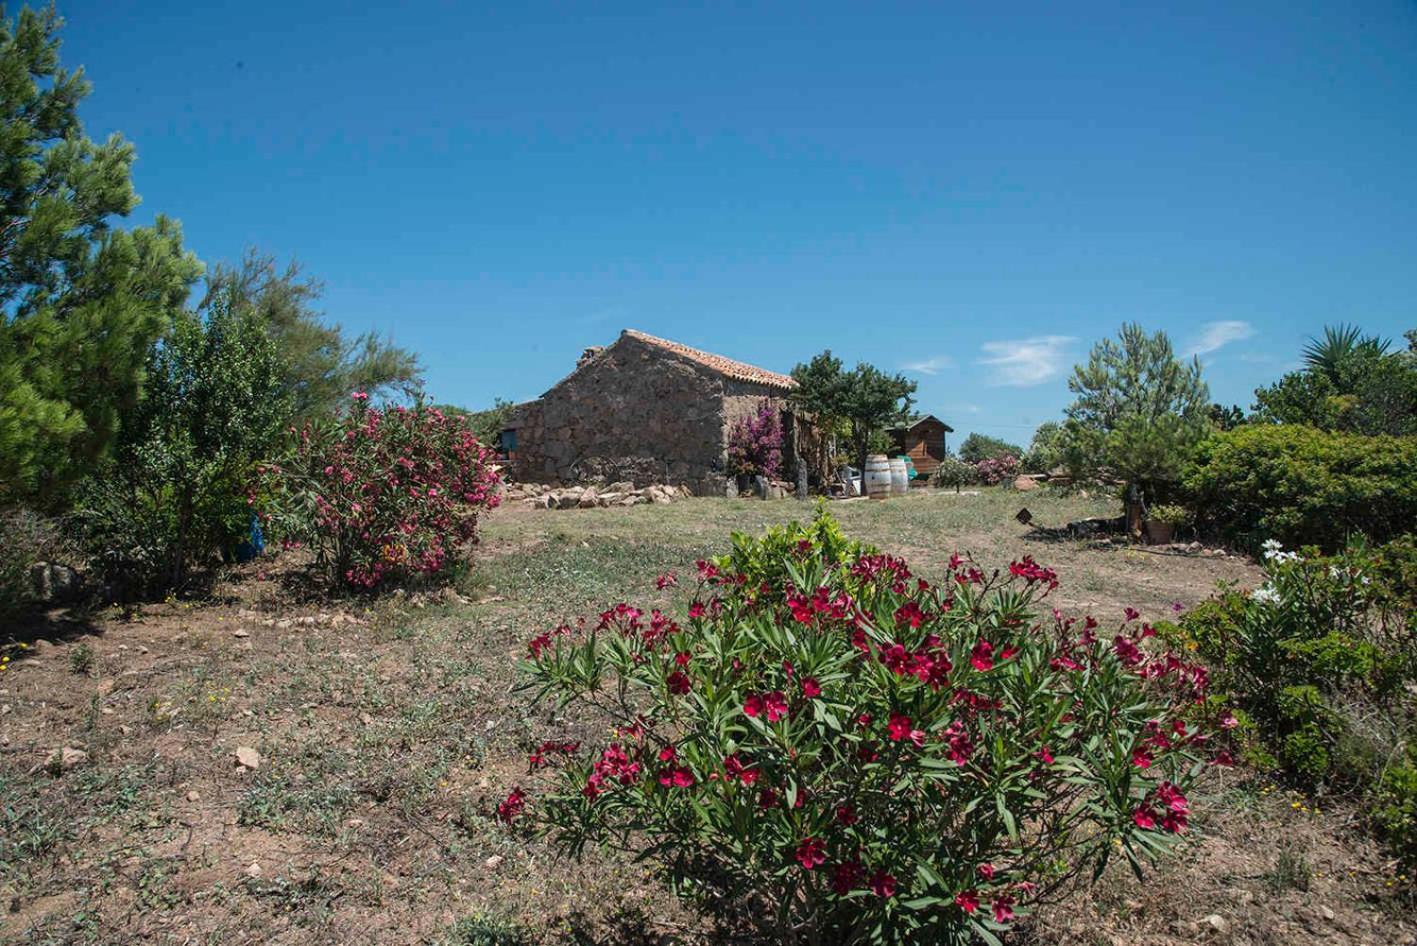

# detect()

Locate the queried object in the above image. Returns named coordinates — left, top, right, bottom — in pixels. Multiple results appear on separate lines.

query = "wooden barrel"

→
left=864, top=455, right=893, bottom=499
left=889, top=457, right=909, bottom=495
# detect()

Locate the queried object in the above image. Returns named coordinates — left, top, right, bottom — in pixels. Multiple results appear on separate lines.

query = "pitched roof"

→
left=622, top=329, right=797, bottom=391
left=889, top=414, right=954, bottom=434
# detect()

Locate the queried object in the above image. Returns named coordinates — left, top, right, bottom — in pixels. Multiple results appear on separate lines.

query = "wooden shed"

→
left=888, top=415, right=953, bottom=478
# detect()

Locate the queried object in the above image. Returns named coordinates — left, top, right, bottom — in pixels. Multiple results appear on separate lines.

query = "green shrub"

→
left=514, top=511, right=1223, bottom=945
left=75, top=303, right=289, bottom=597
left=958, top=433, right=1021, bottom=463
left=931, top=457, right=978, bottom=493
left=1373, top=758, right=1417, bottom=867
left=1148, top=504, right=1191, bottom=527
left=1175, top=538, right=1416, bottom=871
left=1182, top=425, right=1417, bottom=552
left=434, top=915, right=531, bottom=946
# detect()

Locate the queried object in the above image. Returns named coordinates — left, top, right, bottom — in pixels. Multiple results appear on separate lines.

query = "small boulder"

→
left=43, top=746, right=88, bottom=773
left=28, top=562, right=81, bottom=604
left=577, top=489, right=600, bottom=508
left=234, top=746, right=262, bottom=770
left=1012, top=475, right=1039, bottom=492
left=1199, top=914, right=1230, bottom=937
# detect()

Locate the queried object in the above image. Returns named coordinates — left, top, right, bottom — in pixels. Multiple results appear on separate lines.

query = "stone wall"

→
left=509, top=334, right=788, bottom=495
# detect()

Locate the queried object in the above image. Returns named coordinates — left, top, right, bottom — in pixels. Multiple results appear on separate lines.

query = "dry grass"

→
left=0, top=488, right=1409, bottom=945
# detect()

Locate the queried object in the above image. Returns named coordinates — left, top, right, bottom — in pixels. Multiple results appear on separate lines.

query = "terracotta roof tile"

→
left=622, top=329, right=797, bottom=391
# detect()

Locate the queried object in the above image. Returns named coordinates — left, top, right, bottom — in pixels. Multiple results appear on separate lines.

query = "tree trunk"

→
left=1124, top=481, right=1144, bottom=541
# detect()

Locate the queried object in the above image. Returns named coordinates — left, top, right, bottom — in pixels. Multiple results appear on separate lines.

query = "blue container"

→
left=233, top=512, right=265, bottom=564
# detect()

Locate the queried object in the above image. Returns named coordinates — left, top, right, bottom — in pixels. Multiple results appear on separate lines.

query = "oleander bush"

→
left=510, top=510, right=1223, bottom=945
left=1182, top=424, right=1417, bottom=553
left=263, top=398, right=501, bottom=590
left=1157, top=537, right=1416, bottom=871
left=973, top=454, right=1019, bottom=487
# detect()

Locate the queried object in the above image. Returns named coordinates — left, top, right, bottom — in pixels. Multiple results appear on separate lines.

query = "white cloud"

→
left=1185, top=320, right=1256, bottom=357
left=977, top=336, right=1075, bottom=387
left=902, top=355, right=953, bottom=375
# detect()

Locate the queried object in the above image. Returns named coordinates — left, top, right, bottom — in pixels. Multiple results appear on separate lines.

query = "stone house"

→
left=503, top=329, right=823, bottom=495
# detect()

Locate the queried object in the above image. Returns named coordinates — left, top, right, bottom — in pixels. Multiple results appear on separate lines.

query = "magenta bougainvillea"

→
left=506, top=510, right=1225, bottom=945
left=727, top=400, right=784, bottom=480
left=264, top=396, right=500, bottom=590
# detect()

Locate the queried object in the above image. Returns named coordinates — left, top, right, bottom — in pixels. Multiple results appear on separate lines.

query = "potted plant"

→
left=1144, top=503, right=1191, bottom=545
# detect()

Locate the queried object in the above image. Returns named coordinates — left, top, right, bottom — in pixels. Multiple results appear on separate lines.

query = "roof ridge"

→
left=621, top=329, right=797, bottom=390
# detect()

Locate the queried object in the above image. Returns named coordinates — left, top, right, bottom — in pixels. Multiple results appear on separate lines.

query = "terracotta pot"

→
left=1143, top=520, right=1175, bottom=545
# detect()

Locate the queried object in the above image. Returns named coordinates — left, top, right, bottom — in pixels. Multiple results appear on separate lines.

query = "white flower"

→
left=1262, top=539, right=1284, bottom=558
left=1250, top=585, right=1281, bottom=605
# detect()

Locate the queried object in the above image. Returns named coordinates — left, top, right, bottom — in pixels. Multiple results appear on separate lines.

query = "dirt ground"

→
left=1, top=488, right=1412, bottom=945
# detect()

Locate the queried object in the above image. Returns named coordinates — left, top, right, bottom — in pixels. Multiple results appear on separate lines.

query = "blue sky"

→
left=56, top=0, right=1417, bottom=444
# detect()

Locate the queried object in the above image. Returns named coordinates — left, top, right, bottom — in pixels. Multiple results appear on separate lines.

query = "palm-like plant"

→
left=1301, top=324, right=1390, bottom=385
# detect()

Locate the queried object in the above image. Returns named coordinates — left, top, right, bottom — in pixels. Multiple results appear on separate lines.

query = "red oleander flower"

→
left=1131, top=747, right=1153, bottom=769
left=1133, top=805, right=1157, bottom=829
left=970, top=640, right=995, bottom=671
left=658, top=765, right=695, bottom=788
left=795, top=837, right=827, bottom=870
left=831, top=860, right=864, bottom=895
left=834, top=804, right=859, bottom=825
left=496, top=786, right=526, bottom=823
left=655, top=572, right=678, bottom=589
left=801, top=677, right=822, bottom=698
left=977, top=863, right=995, bottom=881
left=881, top=643, right=910, bottom=674
left=688, top=601, right=706, bottom=618
left=887, top=712, right=924, bottom=746
left=992, top=895, right=1015, bottom=923
left=868, top=869, right=897, bottom=898
left=1113, top=635, right=1144, bottom=666
left=764, top=691, right=789, bottom=722
left=1156, top=781, right=1189, bottom=814
left=955, top=889, right=980, bottom=913
left=744, top=693, right=765, bottom=718
left=666, top=670, right=691, bottom=695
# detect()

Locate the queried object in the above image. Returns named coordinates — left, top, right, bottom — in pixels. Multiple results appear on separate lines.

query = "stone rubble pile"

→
left=503, top=481, right=693, bottom=509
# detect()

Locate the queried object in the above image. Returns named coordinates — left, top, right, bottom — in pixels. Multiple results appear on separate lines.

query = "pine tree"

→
left=200, top=251, right=422, bottom=420
left=1061, top=324, right=1209, bottom=529
left=0, top=7, right=201, bottom=506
